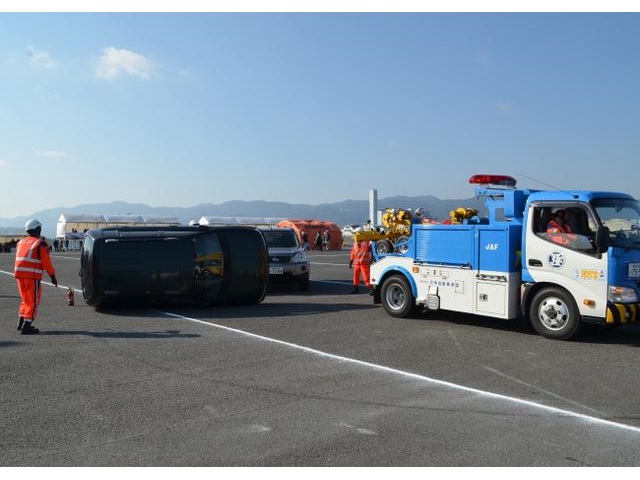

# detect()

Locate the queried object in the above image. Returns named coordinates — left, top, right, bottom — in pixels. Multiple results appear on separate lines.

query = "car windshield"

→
left=263, top=230, right=298, bottom=248
left=593, top=198, right=640, bottom=249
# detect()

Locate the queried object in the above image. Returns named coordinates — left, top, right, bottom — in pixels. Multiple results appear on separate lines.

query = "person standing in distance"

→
left=14, top=219, right=58, bottom=335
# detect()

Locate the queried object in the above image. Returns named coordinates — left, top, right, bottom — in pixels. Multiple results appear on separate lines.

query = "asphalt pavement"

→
left=2, top=249, right=640, bottom=466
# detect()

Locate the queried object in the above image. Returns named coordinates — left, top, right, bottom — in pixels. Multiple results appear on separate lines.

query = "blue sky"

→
left=1, top=8, right=640, bottom=217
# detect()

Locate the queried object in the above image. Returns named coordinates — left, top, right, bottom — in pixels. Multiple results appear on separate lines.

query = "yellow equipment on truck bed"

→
left=354, top=207, right=432, bottom=255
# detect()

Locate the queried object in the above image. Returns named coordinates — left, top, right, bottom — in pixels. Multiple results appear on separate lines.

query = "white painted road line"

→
left=158, top=308, right=640, bottom=436
left=1, top=269, right=82, bottom=293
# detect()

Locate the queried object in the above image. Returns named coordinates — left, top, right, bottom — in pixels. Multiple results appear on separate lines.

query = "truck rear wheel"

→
left=529, top=287, right=582, bottom=340
left=381, top=275, right=415, bottom=318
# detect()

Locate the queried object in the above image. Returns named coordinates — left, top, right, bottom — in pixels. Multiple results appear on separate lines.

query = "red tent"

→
left=276, top=219, right=343, bottom=251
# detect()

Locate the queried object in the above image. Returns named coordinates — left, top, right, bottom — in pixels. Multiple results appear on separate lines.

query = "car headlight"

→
left=291, top=251, right=308, bottom=263
left=608, top=285, right=638, bottom=303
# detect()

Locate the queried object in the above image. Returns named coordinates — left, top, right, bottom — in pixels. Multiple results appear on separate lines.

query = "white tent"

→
left=56, top=214, right=105, bottom=239
left=198, top=216, right=285, bottom=228
left=56, top=213, right=181, bottom=239
left=102, top=214, right=145, bottom=224
left=0, top=226, right=25, bottom=237
left=141, top=215, right=181, bottom=225
left=0, top=227, right=25, bottom=250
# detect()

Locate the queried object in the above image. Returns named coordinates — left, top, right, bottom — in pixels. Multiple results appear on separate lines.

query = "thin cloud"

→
left=26, top=46, right=56, bottom=69
left=474, top=54, right=491, bottom=67
left=177, top=69, right=194, bottom=79
left=34, top=86, right=61, bottom=100
left=95, top=47, right=155, bottom=81
left=0, top=160, right=8, bottom=168
left=35, top=150, right=67, bottom=157
left=497, top=102, right=513, bottom=113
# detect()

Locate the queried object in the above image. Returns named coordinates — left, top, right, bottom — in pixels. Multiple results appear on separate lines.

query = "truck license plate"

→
left=270, top=266, right=284, bottom=275
left=629, top=263, right=640, bottom=278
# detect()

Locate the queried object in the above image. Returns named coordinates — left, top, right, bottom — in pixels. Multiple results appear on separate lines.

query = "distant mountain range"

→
left=0, top=196, right=487, bottom=238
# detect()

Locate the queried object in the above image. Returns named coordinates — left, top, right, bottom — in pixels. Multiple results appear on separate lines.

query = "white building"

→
left=56, top=213, right=181, bottom=250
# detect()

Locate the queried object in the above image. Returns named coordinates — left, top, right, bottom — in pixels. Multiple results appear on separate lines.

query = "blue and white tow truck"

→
left=370, top=174, right=640, bottom=340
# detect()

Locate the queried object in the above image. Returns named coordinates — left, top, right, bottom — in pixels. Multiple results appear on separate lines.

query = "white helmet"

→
left=25, top=218, right=42, bottom=232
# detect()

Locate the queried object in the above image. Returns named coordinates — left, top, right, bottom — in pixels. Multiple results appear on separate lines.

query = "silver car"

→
left=260, top=227, right=310, bottom=290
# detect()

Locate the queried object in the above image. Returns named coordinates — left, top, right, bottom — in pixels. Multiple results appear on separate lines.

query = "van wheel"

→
left=381, top=275, right=415, bottom=318
left=529, top=287, right=581, bottom=340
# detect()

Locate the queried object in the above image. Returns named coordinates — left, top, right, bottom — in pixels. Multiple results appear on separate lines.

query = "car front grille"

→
left=270, top=255, right=290, bottom=264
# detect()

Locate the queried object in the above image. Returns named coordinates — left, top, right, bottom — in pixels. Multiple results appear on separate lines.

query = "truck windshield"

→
left=593, top=198, right=640, bottom=249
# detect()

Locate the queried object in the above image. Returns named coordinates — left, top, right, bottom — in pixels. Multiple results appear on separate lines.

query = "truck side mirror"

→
left=595, top=226, right=610, bottom=254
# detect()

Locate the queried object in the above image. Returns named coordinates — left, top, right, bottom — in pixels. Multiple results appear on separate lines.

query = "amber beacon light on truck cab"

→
left=370, top=174, right=640, bottom=340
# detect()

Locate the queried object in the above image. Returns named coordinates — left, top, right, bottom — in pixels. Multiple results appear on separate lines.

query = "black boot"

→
left=17, top=317, right=24, bottom=331
left=351, top=286, right=360, bottom=294
left=21, top=322, right=40, bottom=335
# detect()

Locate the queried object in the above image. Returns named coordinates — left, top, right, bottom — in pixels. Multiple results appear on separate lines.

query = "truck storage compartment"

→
left=415, top=226, right=475, bottom=267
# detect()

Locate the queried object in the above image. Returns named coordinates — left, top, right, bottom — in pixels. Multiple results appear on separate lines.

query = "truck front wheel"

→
left=381, top=275, right=415, bottom=318
left=529, top=287, right=582, bottom=340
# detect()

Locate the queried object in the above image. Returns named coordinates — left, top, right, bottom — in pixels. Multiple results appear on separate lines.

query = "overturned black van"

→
left=80, top=226, right=268, bottom=308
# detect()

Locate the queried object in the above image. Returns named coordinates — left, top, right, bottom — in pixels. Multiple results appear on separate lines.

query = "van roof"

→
left=86, top=225, right=258, bottom=240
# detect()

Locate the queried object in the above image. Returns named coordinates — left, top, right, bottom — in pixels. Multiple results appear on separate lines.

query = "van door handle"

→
left=528, top=259, right=543, bottom=267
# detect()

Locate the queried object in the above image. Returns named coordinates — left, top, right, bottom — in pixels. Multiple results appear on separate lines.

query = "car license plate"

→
left=629, top=263, right=640, bottom=278
left=269, top=266, right=284, bottom=275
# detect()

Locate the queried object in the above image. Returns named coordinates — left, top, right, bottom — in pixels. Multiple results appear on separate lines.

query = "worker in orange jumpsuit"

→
left=546, top=209, right=577, bottom=246
left=14, top=219, right=58, bottom=335
left=349, top=239, right=373, bottom=294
